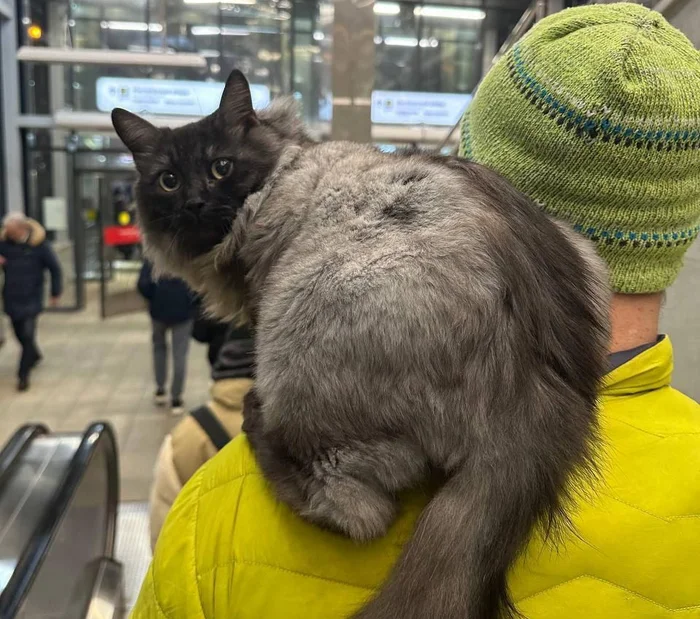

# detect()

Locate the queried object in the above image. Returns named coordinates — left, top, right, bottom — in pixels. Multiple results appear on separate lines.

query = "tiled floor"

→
left=0, top=303, right=210, bottom=502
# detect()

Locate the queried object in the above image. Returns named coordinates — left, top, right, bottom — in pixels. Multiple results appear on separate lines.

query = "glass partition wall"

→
left=15, top=0, right=530, bottom=313
left=18, top=0, right=528, bottom=123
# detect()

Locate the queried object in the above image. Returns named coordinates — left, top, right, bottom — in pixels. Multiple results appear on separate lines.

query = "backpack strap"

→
left=190, top=406, right=231, bottom=451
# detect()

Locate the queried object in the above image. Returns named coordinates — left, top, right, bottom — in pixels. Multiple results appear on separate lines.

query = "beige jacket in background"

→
left=148, top=377, right=253, bottom=550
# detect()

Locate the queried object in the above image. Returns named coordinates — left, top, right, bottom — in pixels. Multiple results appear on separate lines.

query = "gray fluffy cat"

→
left=113, top=70, right=610, bottom=619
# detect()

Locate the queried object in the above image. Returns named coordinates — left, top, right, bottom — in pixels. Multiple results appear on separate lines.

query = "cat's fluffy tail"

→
left=352, top=444, right=574, bottom=619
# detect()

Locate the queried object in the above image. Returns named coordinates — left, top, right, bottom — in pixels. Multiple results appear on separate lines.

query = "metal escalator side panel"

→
left=83, top=559, right=123, bottom=619
left=0, top=423, right=120, bottom=619
left=0, top=436, right=82, bottom=594
left=0, top=426, right=49, bottom=492
left=19, top=446, right=117, bottom=619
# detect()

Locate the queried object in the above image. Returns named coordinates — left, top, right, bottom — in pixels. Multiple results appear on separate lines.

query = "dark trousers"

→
left=10, top=316, right=40, bottom=379
left=152, top=319, right=193, bottom=400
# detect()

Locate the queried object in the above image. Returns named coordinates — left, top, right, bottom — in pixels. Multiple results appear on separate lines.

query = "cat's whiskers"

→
left=163, top=228, right=182, bottom=260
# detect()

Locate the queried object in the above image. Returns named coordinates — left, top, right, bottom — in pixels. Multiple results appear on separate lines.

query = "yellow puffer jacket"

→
left=132, top=336, right=700, bottom=619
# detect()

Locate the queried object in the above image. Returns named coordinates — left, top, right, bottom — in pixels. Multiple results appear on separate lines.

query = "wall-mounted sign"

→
left=371, top=91, right=472, bottom=126
left=43, top=197, right=67, bottom=231
left=96, top=77, right=271, bottom=117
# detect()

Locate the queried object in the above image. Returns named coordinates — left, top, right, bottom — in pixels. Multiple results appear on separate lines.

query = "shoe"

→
left=18, top=377, right=29, bottom=392
left=171, top=398, right=185, bottom=416
left=154, top=388, right=167, bottom=406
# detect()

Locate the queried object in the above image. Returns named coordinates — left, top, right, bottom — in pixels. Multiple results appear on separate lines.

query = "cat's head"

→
left=111, top=70, right=302, bottom=272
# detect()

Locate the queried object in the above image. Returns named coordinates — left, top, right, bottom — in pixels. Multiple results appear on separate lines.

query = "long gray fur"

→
left=112, top=70, right=610, bottom=619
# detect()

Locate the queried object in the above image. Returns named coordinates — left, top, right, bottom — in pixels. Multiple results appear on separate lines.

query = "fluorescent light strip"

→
left=190, top=25, right=221, bottom=35
left=222, top=25, right=251, bottom=35
left=379, top=36, right=439, bottom=47
left=384, top=36, right=418, bottom=47
left=102, top=21, right=163, bottom=32
left=374, top=2, right=400, bottom=15
left=183, top=0, right=256, bottom=4
left=191, top=24, right=280, bottom=35
left=191, top=25, right=249, bottom=36
left=375, top=3, right=485, bottom=20
left=414, top=6, right=486, bottom=20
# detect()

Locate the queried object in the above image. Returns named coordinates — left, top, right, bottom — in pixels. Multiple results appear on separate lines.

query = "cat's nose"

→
left=185, top=199, right=205, bottom=210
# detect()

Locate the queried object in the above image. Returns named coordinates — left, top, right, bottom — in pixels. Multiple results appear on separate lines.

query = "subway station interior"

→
left=0, top=0, right=698, bottom=616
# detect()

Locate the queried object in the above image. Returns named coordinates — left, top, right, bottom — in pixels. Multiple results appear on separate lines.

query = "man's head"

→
left=2, top=212, right=31, bottom=243
left=461, top=3, right=700, bottom=295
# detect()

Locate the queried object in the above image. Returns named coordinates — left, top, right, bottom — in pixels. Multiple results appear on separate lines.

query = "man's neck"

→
left=609, top=293, right=662, bottom=354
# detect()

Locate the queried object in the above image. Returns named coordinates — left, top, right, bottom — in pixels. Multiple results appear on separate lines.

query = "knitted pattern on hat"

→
left=461, top=2, right=700, bottom=293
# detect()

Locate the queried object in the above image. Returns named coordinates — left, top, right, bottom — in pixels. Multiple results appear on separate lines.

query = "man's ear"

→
left=218, top=69, right=258, bottom=128
left=111, top=108, right=160, bottom=155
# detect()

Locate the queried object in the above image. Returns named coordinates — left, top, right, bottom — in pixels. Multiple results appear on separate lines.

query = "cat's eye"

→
left=211, top=158, right=233, bottom=180
left=159, top=171, right=180, bottom=192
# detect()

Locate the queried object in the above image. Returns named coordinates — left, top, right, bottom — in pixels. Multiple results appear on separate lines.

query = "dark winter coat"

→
left=137, top=260, right=196, bottom=326
left=0, top=219, right=63, bottom=320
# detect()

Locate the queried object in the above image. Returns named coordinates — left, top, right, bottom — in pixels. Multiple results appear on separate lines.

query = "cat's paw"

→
left=303, top=462, right=397, bottom=541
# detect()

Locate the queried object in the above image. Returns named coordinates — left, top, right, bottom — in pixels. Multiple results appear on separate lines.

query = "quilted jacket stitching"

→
left=199, top=470, right=259, bottom=500
left=602, top=492, right=700, bottom=521
left=197, top=557, right=377, bottom=592
left=608, top=416, right=700, bottom=438
left=191, top=473, right=207, bottom=618
left=195, top=473, right=247, bottom=618
left=518, top=575, right=700, bottom=611
left=607, top=417, right=666, bottom=438
left=149, top=566, right=170, bottom=619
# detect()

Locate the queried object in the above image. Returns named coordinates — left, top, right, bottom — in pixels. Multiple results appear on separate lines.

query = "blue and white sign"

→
left=371, top=91, right=472, bottom=126
left=96, top=77, right=271, bottom=117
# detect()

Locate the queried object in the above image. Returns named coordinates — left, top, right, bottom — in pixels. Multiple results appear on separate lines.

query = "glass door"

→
left=23, top=133, right=84, bottom=311
left=75, top=166, right=145, bottom=318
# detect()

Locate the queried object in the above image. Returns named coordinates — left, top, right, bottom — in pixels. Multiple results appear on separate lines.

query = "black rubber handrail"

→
left=0, top=425, right=49, bottom=493
left=0, top=422, right=120, bottom=619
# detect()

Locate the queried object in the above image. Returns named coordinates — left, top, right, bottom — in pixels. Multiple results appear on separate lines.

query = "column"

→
left=331, top=0, right=374, bottom=142
left=1, top=1, right=25, bottom=212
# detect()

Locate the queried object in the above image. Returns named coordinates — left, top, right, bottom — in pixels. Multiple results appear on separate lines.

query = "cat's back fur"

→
left=229, top=141, right=608, bottom=448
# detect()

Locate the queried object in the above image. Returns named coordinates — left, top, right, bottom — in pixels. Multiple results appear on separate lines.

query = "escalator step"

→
left=116, top=502, right=151, bottom=613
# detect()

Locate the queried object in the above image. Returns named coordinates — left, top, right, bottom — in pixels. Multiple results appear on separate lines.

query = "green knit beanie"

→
left=461, top=3, right=700, bottom=293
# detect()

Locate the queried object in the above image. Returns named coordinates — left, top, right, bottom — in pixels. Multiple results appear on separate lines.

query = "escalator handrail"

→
left=0, top=422, right=120, bottom=619
left=0, top=425, right=49, bottom=491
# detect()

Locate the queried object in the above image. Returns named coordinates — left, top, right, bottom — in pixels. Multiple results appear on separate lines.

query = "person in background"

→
left=137, top=260, right=196, bottom=415
left=0, top=213, right=62, bottom=392
left=132, top=5, right=700, bottom=619
left=149, top=324, right=253, bottom=549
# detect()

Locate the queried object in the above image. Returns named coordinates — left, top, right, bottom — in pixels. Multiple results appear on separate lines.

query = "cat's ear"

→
left=111, top=108, right=160, bottom=155
left=218, top=70, right=258, bottom=127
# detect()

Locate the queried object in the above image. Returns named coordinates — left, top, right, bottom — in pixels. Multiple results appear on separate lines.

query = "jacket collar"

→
left=0, top=218, right=46, bottom=246
left=602, top=335, right=673, bottom=397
